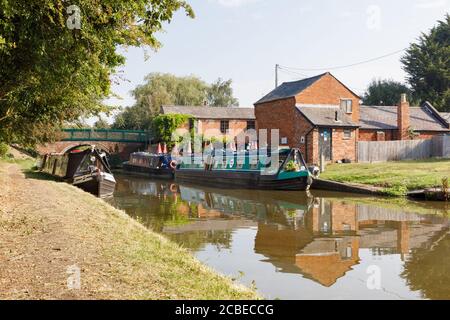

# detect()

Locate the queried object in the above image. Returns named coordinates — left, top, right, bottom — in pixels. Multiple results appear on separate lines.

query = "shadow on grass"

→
left=23, top=169, right=61, bottom=182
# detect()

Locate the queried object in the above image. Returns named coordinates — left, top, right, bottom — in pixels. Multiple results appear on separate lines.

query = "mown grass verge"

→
left=320, top=159, right=450, bottom=196
left=1, top=159, right=260, bottom=299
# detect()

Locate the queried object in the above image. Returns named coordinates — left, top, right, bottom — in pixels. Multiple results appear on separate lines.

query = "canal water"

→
left=108, top=174, right=450, bottom=300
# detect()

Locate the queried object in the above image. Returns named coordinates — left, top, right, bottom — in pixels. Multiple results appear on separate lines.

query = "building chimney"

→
left=397, top=93, right=410, bottom=140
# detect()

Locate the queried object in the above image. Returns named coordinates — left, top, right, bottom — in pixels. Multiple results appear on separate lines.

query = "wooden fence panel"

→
left=443, top=135, right=450, bottom=158
left=358, top=139, right=434, bottom=162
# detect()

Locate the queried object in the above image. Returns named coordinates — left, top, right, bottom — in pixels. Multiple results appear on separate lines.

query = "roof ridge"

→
left=254, top=72, right=328, bottom=105
left=162, top=105, right=253, bottom=109
left=280, top=72, right=328, bottom=85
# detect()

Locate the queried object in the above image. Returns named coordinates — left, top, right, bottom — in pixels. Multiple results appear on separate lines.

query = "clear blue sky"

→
left=104, top=0, right=448, bottom=120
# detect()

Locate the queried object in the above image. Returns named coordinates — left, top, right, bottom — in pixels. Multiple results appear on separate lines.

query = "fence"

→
left=358, top=134, right=450, bottom=162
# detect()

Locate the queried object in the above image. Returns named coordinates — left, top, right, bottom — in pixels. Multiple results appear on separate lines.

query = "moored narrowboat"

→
left=41, top=147, right=116, bottom=198
left=175, top=148, right=313, bottom=191
left=123, top=152, right=176, bottom=179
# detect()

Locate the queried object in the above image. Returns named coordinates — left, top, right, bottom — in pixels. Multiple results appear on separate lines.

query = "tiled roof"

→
left=296, top=104, right=359, bottom=127
left=360, top=104, right=449, bottom=131
left=441, top=112, right=450, bottom=122
left=255, top=73, right=327, bottom=104
left=161, top=105, right=255, bottom=120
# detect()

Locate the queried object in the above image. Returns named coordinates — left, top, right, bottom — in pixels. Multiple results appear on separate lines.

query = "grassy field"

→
left=0, top=158, right=259, bottom=299
left=320, top=158, right=450, bottom=196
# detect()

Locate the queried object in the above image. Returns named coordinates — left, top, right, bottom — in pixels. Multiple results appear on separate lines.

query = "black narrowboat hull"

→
left=123, top=162, right=174, bottom=180
left=175, top=169, right=312, bottom=191
left=72, top=173, right=116, bottom=198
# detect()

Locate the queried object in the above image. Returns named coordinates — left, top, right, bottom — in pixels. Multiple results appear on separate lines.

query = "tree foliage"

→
left=207, top=78, right=239, bottom=107
left=112, top=73, right=239, bottom=130
left=152, top=114, right=191, bottom=147
left=0, top=142, right=8, bottom=157
left=94, top=117, right=110, bottom=129
left=401, top=14, right=450, bottom=111
left=363, top=79, right=413, bottom=106
left=0, top=0, right=194, bottom=146
left=112, top=73, right=208, bottom=130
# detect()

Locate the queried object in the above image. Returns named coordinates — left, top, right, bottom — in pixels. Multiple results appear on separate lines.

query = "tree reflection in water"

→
left=109, top=174, right=450, bottom=299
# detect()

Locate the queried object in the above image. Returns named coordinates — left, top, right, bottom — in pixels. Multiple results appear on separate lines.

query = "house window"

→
left=340, top=99, right=353, bottom=114
left=376, top=131, right=385, bottom=141
left=220, top=120, right=229, bottom=134
left=343, top=129, right=352, bottom=139
left=246, top=120, right=256, bottom=130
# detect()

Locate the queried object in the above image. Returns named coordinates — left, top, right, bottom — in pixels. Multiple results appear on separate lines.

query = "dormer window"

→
left=340, top=99, right=353, bottom=114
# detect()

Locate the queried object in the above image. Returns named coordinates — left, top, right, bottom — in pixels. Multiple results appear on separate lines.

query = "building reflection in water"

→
left=109, top=175, right=450, bottom=298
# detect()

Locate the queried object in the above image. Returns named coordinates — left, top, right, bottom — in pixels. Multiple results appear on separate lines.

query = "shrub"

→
left=285, top=160, right=299, bottom=172
left=0, top=142, right=8, bottom=157
left=152, top=114, right=192, bottom=148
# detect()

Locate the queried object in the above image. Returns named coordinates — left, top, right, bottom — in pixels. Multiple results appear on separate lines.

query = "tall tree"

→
left=0, top=1, right=194, bottom=146
left=363, top=79, right=413, bottom=106
left=207, top=78, right=239, bottom=107
left=112, top=73, right=208, bottom=130
left=401, top=14, right=450, bottom=111
left=94, top=117, right=110, bottom=129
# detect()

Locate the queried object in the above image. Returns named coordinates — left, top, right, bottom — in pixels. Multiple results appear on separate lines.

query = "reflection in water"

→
left=109, top=174, right=450, bottom=300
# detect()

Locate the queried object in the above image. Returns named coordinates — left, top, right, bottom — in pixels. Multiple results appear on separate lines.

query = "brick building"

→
left=255, top=72, right=361, bottom=164
left=255, top=72, right=450, bottom=164
left=160, top=105, right=256, bottom=139
left=359, top=99, right=449, bottom=141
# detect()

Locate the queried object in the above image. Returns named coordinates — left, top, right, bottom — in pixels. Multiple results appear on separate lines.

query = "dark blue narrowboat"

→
left=123, top=152, right=176, bottom=179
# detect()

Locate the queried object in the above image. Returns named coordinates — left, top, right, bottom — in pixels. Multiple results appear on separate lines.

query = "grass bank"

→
left=0, top=158, right=259, bottom=299
left=320, top=158, right=450, bottom=196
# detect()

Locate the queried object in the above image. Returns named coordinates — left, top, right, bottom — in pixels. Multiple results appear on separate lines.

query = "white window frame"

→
left=340, top=99, right=353, bottom=114
left=343, top=129, right=352, bottom=140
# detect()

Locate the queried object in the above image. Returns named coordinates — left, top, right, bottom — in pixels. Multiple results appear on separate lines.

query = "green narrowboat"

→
left=175, top=148, right=313, bottom=191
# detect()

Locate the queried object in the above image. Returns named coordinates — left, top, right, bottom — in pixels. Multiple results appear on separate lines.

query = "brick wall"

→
left=176, top=119, right=251, bottom=142
left=330, top=201, right=358, bottom=233
left=331, top=128, right=357, bottom=163
left=359, top=129, right=396, bottom=141
left=36, top=141, right=145, bottom=161
left=254, top=97, right=297, bottom=146
left=416, top=131, right=443, bottom=140
left=293, top=110, right=316, bottom=163
left=295, top=73, right=360, bottom=123
left=359, top=129, right=443, bottom=141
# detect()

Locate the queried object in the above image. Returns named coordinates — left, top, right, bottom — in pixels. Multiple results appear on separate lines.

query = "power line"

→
left=279, top=48, right=407, bottom=72
left=278, top=66, right=309, bottom=78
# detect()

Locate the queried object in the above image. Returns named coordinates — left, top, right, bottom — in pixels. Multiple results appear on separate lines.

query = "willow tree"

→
left=0, top=0, right=194, bottom=146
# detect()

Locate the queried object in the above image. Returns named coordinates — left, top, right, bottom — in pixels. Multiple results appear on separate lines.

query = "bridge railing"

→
left=62, top=129, right=151, bottom=143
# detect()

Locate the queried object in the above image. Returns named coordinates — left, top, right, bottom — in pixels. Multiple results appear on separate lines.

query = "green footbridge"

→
left=61, top=128, right=152, bottom=143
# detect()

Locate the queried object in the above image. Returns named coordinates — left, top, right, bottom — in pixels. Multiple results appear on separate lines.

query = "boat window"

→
left=77, top=154, right=103, bottom=173
left=279, top=153, right=288, bottom=167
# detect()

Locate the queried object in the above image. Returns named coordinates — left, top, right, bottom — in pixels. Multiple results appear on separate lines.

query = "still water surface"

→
left=108, top=174, right=450, bottom=300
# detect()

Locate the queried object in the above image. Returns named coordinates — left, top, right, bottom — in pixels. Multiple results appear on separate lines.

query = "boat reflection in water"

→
left=109, top=175, right=450, bottom=300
